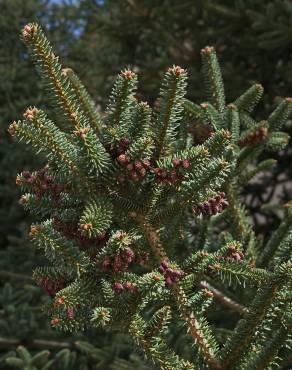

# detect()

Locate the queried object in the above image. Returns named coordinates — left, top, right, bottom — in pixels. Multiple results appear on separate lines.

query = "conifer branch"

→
left=23, top=108, right=81, bottom=176
left=131, top=214, right=222, bottom=369
left=11, top=24, right=292, bottom=369
left=129, top=315, right=193, bottom=370
left=233, top=83, right=264, bottom=113
left=22, top=24, right=85, bottom=131
left=172, top=283, right=222, bottom=369
left=224, top=182, right=253, bottom=243
left=198, top=281, right=248, bottom=315
left=201, top=46, right=225, bottom=113
left=130, top=213, right=169, bottom=261
left=221, top=273, right=286, bottom=368
left=258, top=206, right=292, bottom=267
left=105, top=69, right=137, bottom=133
left=155, top=66, right=187, bottom=159
left=62, top=68, right=102, bottom=134
left=249, top=326, right=289, bottom=370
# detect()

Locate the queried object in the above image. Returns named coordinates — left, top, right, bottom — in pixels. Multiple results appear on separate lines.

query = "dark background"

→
left=1, top=1, right=292, bottom=368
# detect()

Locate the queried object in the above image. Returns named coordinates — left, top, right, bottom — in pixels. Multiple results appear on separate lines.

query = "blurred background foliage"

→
left=1, top=0, right=292, bottom=368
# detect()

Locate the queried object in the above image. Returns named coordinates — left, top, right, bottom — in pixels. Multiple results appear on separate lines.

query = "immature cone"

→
left=182, top=159, right=190, bottom=168
left=22, top=24, right=38, bottom=40
left=102, top=246, right=135, bottom=273
left=61, top=68, right=73, bottom=77
left=134, top=160, right=143, bottom=170
left=23, top=107, right=38, bottom=121
left=142, top=159, right=150, bottom=168
left=19, top=195, right=28, bottom=205
left=67, top=307, right=75, bottom=319
left=201, top=46, right=214, bottom=54
left=114, top=282, right=124, bottom=293
left=8, top=121, right=18, bottom=136
left=154, top=157, right=190, bottom=185
left=225, top=243, right=245, bottom=262
left=29, top=224, right=42, bottom=236
left=168, top=66, right=186, bottom=76
left=200, top=103, right=209, bottom=110
left=227, top=103, right=237, bottom=111
left=124, top=282, right=136, bottom=291
left=74, top=127, right=89, bottom=139
left=124, top=247, right=135, bottom=261
left=15, top=176, right=23, bottom=186
left=196, top=192, right=229, bottom=216
left=80, top=223, right=92, bottom=231
left=172, top=158, right=182, bottom=167
left=130, top=171, right=139, bottom=181
left=139, top=167, right=146, bottom=177
left=239, top=127, right=268, bottom=146
left=50, top=318, right=60, bottom=327
left=55, top=296, right=66, bottom=305
left=121, top=70, right=136, bottom=80
left=102, top=256, right=111, bottom=272
left=115, top=231, right=126, bottom=240
left=159, top=260, right=185, bottom=287
left=37, top=276, right=67, bottom=296
left=117, top=154, right=130, bottom=164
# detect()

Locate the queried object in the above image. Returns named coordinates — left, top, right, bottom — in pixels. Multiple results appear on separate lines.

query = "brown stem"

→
left=199, top=281, right=248, bottom=315
left=132, top=213, right=222, bottom=369
left=172, top=283, right=223, bottom=369
left=132, top=213, right=168, bottom=261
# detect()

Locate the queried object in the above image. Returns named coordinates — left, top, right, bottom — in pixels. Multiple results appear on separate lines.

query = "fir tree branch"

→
left=201, top=46, right=225, bottom=113
left=155, top=80, right=178, bottom=158
left=24, top=108, right=81, bottom=177
left=233, top=83, right=264, bottom=113
left=224, top=181, right=254, bottom=245
left=12, top=26, right=292, bottom=369
left=131, top=213, right=222, bottom=369
left=105, top=69, right=137, bottom=133
left=129, top=314, right=194, bottom=370
left=248, top=326, right=289, bottom=370
left=257, top=217, right=291, bottom=267
left=130, top=213, right=168, bottom=261
left=172, top=283, right=222, bottom=369
left=220, top=274, right=286, bottom=369
left=268, top=97, right=292, bottom=132
left=155, top=66, right=187, bottom=159
left=199, top=281, right=248, bottom=315
left=22, top=24, right=85, bottom=131
left=62, top=68, right=102, bottom=134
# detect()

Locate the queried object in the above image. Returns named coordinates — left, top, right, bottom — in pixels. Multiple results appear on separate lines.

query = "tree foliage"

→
left=7, top=23, right=292, bottom=370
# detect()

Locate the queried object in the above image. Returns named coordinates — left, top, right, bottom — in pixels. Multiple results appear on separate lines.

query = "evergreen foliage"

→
left=0, top=0, right=80, bottom=247
left=72, top=0, right=292, bottom=237
left=8, top=24, right=292, bottom=370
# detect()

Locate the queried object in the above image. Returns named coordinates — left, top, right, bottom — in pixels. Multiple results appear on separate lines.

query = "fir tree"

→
left=9, top=23, right=292, bottom=370
left=73, top=0, right=292, bottom=235
left=0, top=3, right=149, bottom=369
